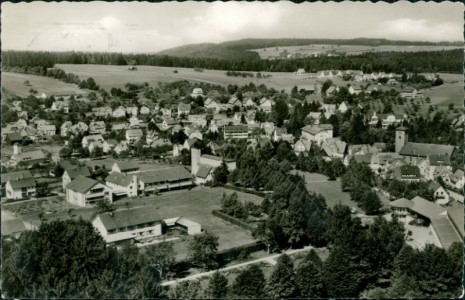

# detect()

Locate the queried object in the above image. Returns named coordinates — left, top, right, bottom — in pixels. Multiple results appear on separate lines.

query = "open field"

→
left=56, top=64, right=340, bottom=92
left=2, top=72, right=90, bottom=98
left=3, top=186, right=263, bottom=260
left=421, top=73, right=464, bottom=107
left=295, top=172, right=358, bottom=209
left=295, top=172, right=390, bottom=212
left=251, top=44, right=462, bottom=59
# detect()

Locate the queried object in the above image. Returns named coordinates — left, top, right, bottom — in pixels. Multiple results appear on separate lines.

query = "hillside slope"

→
left=157, top=38, right=462, bottom=60
left=157, top=43, right=260, bottom=61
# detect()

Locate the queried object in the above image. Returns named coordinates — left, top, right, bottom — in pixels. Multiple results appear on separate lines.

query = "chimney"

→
left=13, top=143, right=21, bottom=155
left=132, top=175, right=139, bottom=197
left=191, top=148, right=201, bottom=175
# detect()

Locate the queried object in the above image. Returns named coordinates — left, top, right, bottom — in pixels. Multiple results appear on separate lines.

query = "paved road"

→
left=161, top=245, right=314, bottom=286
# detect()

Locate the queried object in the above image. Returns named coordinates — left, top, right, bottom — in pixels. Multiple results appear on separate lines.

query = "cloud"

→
left=382, top=18, right=461, bottom=41
left=100, top=16, right=123, bottom=31
left=181, top=2, right=284, bottom=43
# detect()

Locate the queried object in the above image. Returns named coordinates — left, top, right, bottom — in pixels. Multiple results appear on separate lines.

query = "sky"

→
left=2, top=1, right=463, bottom=53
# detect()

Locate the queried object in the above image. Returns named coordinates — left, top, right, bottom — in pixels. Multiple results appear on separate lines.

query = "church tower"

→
left=395, top=126, right=408, bottom=154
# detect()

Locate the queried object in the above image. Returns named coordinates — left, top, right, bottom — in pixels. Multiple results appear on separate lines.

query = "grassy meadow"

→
left=2, top=72, right=90, bottom=98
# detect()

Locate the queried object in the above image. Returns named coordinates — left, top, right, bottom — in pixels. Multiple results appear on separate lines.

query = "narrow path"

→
left=161, top=245, right=313, bottom=286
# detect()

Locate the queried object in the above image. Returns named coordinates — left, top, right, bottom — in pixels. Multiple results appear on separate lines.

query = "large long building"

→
left=105, top=165, right=193, bottom=199
left=390, top=196, right=463, bottom=249
left=92, top=207, right=202, bottom=244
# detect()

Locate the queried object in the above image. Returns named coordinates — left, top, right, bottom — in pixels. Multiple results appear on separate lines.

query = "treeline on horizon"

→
left=2, top=49, right=462, bottom=74
left=219, top=37, right=463, bottom=51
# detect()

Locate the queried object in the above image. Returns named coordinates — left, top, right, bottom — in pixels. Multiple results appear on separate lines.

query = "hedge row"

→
left=212, top=210, right=255, bottom=231
left=224, top=184, right=267, bottom=197
left=217, top=241, right=265, bottom=262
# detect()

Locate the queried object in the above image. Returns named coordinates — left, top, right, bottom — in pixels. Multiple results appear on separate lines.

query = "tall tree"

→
left=266, top=254, right=297, bottom=298
left=212, top=160, right=230, bottom=186
left=145, top=241, right=176, bottom=279
left=295, top=249, right=326, bottom=298
left=187, top=231, right=219, bottom=270
left=232, top=264, right=266, bottom=298
left=207, top=271, right=228, bottom=299
left=168, top=280, right=202, bottom=300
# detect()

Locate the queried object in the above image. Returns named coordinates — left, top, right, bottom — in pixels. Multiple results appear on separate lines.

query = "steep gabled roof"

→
left=106, top=172, right=133, bottom=187
left=400, top=142, right=455, bottom=158
left=96, top=207, right=162, bottom=231
left=196, top=165, right=213, bottom=179
left=301, top=124, right=333, bottom=135
left=8, top=178, right=36, bottom=189
left=114, top=161, right=139, bottom=172
left=66, top=166, right=91, bottom=180
left=66, top=176, right=100, bottom=193
left=138, top=166, right=191, bottom=184
left=1, top=170, right=33, bottom=183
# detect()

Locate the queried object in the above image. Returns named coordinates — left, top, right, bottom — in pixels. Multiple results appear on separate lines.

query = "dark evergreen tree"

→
left=266, top=254, right=297, bottom=298
left=207, top=271, right=228, bottom=299
left=232, top=264, right=266, bottom=298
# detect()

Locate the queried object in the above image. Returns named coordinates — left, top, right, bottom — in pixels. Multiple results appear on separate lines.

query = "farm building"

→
left=164, top=217, right=202, bottom=235
left=390, top=196, right=463, bottom=249
left=137, top=167, right=192, bottom=193
left=301, top=124, right=333, bottom=145
left=393, top=165, right=423, bottom=182
left=1, top=170, right=33, bottom=197
left=65, top=176, right=110, bottom=207
left=112, top=161, right=140, bottom=174
left=191, top=88, right=204, bottom=98
left=62, top=166, right=92, bottom=190
left=9, top=145, right=47, bottom=167
left=125, top=129, right=143, bottom=144
left=5, top=177, right=37, bottom=200
left=82, top=134, right=104, bottom=148
left=92, top=207, right=163, bottom=244
left=224, top=125, right=249, bottom=140
left=105, top=172, right=139, bottom=199
left=191, top=148, right=237, bottom=184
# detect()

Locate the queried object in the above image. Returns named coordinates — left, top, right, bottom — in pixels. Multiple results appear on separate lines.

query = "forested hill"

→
left=217, top=38, right=462, bottom=51
left=157, top=38, right=462, bottom=59
left=2, top=49, right=463, bottom=74
left=157, top=43, right=260, bottom=61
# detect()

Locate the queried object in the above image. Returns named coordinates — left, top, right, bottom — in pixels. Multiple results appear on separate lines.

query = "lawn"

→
left=2, top=72, right=90, bottom=98
left=56, top=64, right=340, bottom=93
left=422, top=73, right=463, bottom=107
left=295, top=171, right=358, bottom=209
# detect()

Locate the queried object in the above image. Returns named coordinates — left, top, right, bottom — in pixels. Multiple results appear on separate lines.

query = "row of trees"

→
left=1, top=218, right=222, bottom=299
left=3, top=49, right=462, bottom=73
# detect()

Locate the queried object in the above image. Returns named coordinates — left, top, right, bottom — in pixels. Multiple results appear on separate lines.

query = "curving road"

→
left=161, top=245, right=314, bottom=286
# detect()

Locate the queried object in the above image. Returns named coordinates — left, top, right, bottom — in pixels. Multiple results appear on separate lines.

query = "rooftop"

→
left=1, top=170, right=33, bottom=183
left=1, top=219, right=26, bottom=236
left=196, top=165, right=213, bottom=179
left=138, top=166, right=191, bottom=184
left=399, top=142, right=455, bottom=158
left=96, top=206, right=162, bottom=231
left=66, top=166, right=91, bottom=180
left=114, top=161, right=140, bottom=172
left=106, top=172, right=133, bottom=187
left=66, top=176, right=100, bottom=193
left=301, top=124, right=333, bottom=135
left=8, top=178, right=36, bottom=189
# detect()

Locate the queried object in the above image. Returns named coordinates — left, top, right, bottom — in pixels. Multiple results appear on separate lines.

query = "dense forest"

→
left=2, top=49, right=462, bottom=74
